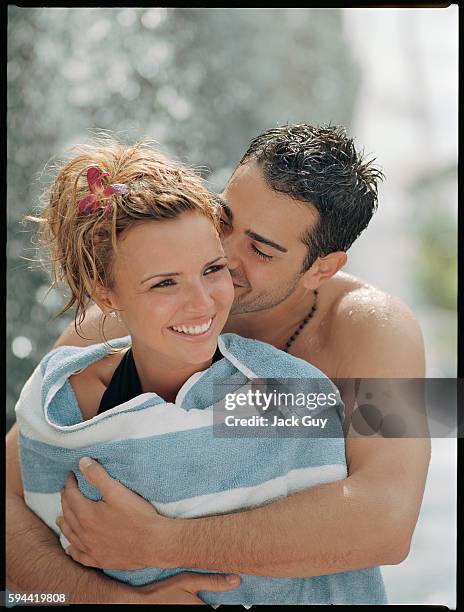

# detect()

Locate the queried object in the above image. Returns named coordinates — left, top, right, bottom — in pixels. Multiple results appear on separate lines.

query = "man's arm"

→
left=166, top=445, right=428, bottom=577
left=6, top=424, right=133, bottom=602
left=163, top=297, right=430, bottom=576
left=6, top=424, right=240, bottom=602
left=53, top=304, right=128, bottom=348
left=61, top=296, right=431, bottom=577
left=7, top=306, right=130, bottom=600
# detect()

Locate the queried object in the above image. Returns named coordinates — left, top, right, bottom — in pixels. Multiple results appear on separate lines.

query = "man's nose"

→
left=221, top=232, right=241, bottom=271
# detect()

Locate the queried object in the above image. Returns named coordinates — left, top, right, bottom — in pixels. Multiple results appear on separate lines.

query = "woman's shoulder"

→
left=218, top=333, right=343, bottom=420
left=218, top=333, right=329, bottom=379
left=39, top=336, right=130, bottom=377
left=38, top=339, right=130, bottom=422
left=69, top=350, right=127, bottom=421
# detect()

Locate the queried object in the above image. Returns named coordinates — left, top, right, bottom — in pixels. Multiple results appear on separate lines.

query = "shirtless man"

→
left=6, top=124, right=430, bottom=604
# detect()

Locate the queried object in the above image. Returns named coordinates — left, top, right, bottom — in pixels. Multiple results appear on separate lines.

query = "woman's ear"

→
left=301, top=251, right=348, bottom=290
left=92, top=282, right=120, bottom=317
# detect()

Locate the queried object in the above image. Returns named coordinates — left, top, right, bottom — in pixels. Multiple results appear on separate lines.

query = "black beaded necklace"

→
left=283, top=289, right=318, bottom=353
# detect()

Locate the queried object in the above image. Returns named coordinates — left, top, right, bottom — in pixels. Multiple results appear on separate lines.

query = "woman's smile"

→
left=167, top=315, right=216, bottom=340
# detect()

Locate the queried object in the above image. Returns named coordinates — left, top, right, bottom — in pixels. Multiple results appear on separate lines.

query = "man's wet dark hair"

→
left=239, top=124, right=384, bottom=271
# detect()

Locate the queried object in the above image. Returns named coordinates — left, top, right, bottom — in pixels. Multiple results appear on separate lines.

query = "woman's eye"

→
left=251, top=244, right=273, bottom=261
left=151, top=279, right=176, bottom=289
left=204, top=264, right=227, bottom=275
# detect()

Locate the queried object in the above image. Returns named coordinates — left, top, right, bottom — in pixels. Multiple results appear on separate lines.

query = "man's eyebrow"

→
left=140, top=256, right=226, bottom=284
left=215, top=194, right=287, bottom=252
left=245, top=230, right=288, bottom=253
left=215, top=195, right=233, bottom=222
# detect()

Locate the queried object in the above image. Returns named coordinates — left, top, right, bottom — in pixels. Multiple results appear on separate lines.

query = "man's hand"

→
left=126, top=572, right=241, bottom=604
left=57, top=290, right=430, bottom=579
left=7, top=425, right=240, bottom=604
left=57, top=457, right=173, bottom=570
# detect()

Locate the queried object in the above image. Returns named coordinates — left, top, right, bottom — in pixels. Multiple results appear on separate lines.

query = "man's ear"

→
left=301, top=251, right=347, bottom=290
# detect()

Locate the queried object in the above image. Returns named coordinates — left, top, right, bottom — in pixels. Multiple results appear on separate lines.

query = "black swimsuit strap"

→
left=97, top=345, right=223, bottom=415
left=97, top=349, right=142, bottom=415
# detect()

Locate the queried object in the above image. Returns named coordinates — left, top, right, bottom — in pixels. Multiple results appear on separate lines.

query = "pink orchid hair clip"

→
left=77, top=167, right=131, bottom=218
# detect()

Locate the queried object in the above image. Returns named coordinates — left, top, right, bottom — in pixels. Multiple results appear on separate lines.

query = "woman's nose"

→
left=184, top=282, right=215, bottom=314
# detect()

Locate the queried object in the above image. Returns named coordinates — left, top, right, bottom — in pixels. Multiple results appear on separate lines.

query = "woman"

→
left=15, top=138, right=387, bottom=605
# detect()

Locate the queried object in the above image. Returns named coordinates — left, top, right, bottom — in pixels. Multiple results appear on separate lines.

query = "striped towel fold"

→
left=15, top=333, right=387, bottom=605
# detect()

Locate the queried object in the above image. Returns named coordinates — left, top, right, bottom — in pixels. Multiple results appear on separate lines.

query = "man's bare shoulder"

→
left=331, top=272, right=420, bottom=333
left=326, top=272, right=425, bottom=377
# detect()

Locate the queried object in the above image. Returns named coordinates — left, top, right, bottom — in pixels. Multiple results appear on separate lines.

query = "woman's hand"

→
left=57, top=456, right=174, bottom=570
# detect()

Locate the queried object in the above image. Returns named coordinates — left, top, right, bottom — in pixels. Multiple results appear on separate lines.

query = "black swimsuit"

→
left=97, top=346, right=223, bottom=415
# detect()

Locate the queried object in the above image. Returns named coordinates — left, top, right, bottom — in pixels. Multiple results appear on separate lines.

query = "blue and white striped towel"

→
left=15, top=333, right=387, bottom=605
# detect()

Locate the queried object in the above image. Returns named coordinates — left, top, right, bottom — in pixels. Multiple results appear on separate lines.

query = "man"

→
left=6, top=124, right=430, bottom=603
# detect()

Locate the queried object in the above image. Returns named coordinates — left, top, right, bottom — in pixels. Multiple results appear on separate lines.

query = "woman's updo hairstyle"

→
left=31, top=136, right=219, bottom=330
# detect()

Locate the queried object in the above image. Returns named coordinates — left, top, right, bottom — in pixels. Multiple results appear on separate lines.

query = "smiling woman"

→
left=69, top=213, right=233, bottom=417
left=25, top=136, right=233, bottom=412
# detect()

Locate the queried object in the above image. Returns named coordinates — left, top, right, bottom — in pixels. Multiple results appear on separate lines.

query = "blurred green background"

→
left=7, top=7, right=361, bottom=433
left=7, top=8, right=457, bottom=606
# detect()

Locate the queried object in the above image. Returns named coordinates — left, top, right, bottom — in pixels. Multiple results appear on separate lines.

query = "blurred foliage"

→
left=408, top=165, right=457, bottom=312
left=7, top=7, right=359, bottom=430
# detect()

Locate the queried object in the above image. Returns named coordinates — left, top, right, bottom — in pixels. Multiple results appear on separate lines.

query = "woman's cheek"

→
left=144, top=292, right=181, bottom=322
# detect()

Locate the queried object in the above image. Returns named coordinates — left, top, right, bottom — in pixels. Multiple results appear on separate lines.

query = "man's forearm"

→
left=163, top=475, right=407, bottom=577
left=6, top=491, right=130, bottom=603
left=6, top=472, right=241, bottom=606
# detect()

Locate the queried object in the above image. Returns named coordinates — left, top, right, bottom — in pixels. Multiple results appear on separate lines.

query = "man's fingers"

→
left=137, top=573, right=240, bottom=604
left=182, top=597, right=207, bottom=605
left=56, top=515, right=90, bottom=552
left=65, top=545, right=100, bottom=568
left=60, top=490, right=84, bottom=536
left=173, top=572, right=241, bottom=594
left=64, top=471, right=79, bottom=491
left=78, top=456, right=123, bottom=501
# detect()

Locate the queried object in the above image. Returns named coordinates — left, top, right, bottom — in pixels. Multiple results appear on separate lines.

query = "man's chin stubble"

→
left=230, top=292, right=294, bottom=315
left=229, top=274, right=302, bottom=315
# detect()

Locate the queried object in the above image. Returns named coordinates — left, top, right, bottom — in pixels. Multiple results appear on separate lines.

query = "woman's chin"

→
left=182, top=341, right=219, bottom=365
left=164, top=334, right=218, bottom=363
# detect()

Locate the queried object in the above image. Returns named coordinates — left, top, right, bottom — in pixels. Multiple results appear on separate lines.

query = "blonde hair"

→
left=30, top=136, right=219, bottom=335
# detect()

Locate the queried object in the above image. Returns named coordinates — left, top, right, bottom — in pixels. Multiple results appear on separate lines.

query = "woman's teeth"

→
left=171, top=318, right=213, bottom=335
